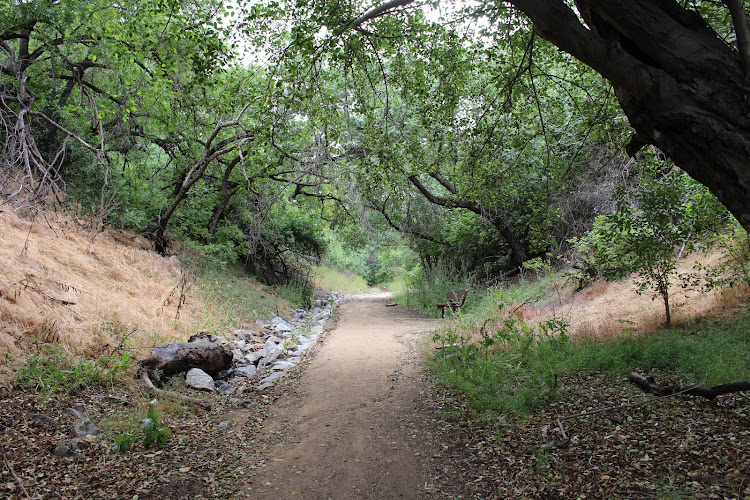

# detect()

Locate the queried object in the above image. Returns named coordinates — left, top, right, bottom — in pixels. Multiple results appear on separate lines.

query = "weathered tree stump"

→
left=139, top=341, right=232, bottom=379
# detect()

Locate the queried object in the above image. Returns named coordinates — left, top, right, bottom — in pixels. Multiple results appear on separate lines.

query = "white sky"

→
left=222, top=0, right=462, bottom=67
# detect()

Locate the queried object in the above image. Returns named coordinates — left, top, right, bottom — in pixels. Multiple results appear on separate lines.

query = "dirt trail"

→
left=243, top=293, right=442, bottom=499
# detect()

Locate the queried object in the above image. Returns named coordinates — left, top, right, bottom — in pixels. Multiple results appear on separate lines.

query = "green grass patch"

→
left=386, top=274, right=409, bottom=297
left=182, top=258, right=293, bottom=332
left=430, top=312, right=750, bottom=421
left=311, top=265, right=370, bottom=294
left=570, top=315, right=750, bottom=385
left=430, top=317, right=571, bottom=420
left=14, top=346, right=133, bottom=402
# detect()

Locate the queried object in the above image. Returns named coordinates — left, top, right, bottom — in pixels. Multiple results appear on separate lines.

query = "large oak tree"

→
left=348, top=0, right=750, bottom=232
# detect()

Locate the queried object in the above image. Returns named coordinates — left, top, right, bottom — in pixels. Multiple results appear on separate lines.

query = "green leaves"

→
left=14, top=347, right=133, bottom=402
left=579, top=153, right=729, bottom=325
left=111, top=405, right=172, bottom=453
left=140, top=405, right=172, bottom=448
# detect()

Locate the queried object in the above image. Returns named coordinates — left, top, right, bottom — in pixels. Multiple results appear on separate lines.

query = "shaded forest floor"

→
left=424, top=372, right=750, bottom=499
left=3, top=312, right=749, bottom=499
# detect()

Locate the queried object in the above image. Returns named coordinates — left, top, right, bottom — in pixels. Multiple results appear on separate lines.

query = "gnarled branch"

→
left=350, top=0, right=416, bottom=28
left=628, top=371, right=750, bottom=400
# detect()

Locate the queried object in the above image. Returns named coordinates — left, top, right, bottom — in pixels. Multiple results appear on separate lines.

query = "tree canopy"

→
left=2, top=0, right=748, bottom=282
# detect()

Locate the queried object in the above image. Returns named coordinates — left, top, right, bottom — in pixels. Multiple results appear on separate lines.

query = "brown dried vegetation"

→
left=479, top=250, right=748, bottom=345
left=0, top=209, right=256, bottom=384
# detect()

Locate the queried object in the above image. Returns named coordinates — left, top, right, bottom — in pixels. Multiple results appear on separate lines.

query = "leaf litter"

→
left=1, top=370, right=748, bottom=499
left=418, top=371, right=750, bottom=499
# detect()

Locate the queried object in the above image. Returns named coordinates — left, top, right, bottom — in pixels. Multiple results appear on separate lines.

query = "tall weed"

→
left=431, top=317, right=570, bottom=419
left=399, top=259, right=480, bottom=316
left=277, top=275, right=314, bottom=309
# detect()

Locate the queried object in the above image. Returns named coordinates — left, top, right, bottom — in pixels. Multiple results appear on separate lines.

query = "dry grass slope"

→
left=0, top=210, right=249, bottom=382
left=465, top=250, right=749, bottom=343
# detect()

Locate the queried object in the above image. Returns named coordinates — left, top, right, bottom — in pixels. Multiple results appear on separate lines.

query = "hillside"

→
left=509, top=250, right=748, bottom=339
left=0, top=209, right=291, bottom=384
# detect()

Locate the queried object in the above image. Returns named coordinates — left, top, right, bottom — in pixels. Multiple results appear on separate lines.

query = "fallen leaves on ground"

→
left=1, top=371, right=748, bottom=499
left=0, top=383, right=274, bottom=500
left=420, top=371, right=750, bottom=499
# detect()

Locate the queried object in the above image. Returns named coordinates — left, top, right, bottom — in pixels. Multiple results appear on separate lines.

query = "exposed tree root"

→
left=140, top=373, right=211, bottom=410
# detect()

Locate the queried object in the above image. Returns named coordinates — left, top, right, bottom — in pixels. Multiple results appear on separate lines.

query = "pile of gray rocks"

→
left=185, top=292, right=344, bottom=396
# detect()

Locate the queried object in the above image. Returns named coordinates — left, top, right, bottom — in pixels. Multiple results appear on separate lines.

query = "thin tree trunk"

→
left=209, top=160, right=241, bottom=237
left=663, top=290, right=671, bottom=327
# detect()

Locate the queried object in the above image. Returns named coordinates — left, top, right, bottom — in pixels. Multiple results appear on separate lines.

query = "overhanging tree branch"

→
left=408, top=173, right=529, bottom=267
left=368, top=198, right=445, bottom=244
left=350, top=0, right=416, bottom=28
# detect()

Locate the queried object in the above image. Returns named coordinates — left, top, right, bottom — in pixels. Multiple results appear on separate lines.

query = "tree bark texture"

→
left=508, top=0, right=750, bottom=232
left=139, top=341, right=233, bottom=379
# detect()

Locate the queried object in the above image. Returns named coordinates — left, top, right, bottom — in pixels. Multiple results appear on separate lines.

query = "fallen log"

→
left=628, top=372, right=750, bottom=400
left=139, top=341, right=232, bottom=379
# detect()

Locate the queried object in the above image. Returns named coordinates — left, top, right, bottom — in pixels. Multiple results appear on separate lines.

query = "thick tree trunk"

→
left=496, top=221, right=528, bottom=269
left=509, top=0, right=750, bottom=232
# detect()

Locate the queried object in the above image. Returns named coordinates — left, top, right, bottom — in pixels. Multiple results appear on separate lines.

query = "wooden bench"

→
left=436, top=289, right=468, bottom=318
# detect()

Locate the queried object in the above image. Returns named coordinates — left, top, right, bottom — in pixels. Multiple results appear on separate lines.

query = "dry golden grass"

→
left=0, top=209, right=240, bottom=382
left=505, top=250, right=748, bottom=341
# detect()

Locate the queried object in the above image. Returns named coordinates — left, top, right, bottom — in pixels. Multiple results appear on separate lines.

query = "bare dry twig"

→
left=534, top=373, right=715, bottom=449
left=0, top=442, right=32, bottom=499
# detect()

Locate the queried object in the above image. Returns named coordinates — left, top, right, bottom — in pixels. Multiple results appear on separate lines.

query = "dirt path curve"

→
left=242, top=292, right=443, bottom=499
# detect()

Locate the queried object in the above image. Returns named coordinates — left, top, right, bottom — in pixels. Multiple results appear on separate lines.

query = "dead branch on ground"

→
left=628, top=372, right=750, bottom=400
left=0, top=442, right=31, bottom=499
left=533, top=419, right=570, bottom=449
left=534, top=372, right=726, bottom=449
